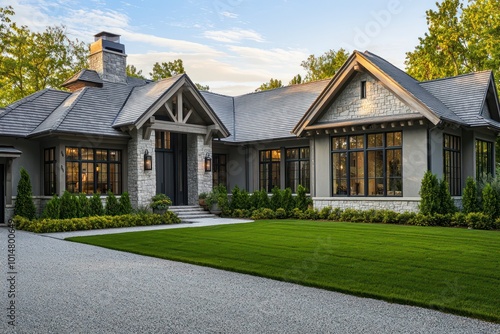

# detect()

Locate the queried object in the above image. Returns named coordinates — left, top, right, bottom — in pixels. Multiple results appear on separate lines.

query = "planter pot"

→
left=209, top=203, right=221, bottom=215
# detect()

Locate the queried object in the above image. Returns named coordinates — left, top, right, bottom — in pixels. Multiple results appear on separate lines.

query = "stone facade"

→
left=319, top=72, right=415, bottom=122
left=128, top=129, right=156, bottom=208
left=187, top=134, right=212, bottom=205
left=88, top=50, right=127, bottom=84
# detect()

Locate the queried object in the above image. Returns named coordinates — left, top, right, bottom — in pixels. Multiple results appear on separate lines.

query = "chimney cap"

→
left=94, top=31, right=121, bottom=43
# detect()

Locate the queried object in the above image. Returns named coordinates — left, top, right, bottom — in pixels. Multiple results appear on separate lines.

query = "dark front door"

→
left=0, top=164, right=4, bottom=224
left=155, top=133, right=188, bottom=205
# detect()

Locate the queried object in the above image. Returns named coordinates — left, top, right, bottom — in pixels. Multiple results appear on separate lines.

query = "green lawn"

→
left=67, top=221, right=500, bottom=322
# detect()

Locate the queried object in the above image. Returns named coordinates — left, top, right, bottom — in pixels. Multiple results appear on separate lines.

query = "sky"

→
left=2, top=0, right=441, bottom=96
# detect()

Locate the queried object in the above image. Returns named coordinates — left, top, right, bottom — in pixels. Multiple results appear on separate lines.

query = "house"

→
left=1, top=32, right=499, bottom=223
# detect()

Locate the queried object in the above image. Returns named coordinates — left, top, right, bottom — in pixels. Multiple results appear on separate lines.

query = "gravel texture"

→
left=0, top=225, right=499, bottom=334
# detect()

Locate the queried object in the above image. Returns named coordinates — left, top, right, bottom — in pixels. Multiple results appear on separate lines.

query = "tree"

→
left=195, top=83, right=210, bottom=91
left=126, top=64, right=145, bottom=79
left=149, top=59, right=185, bottom=81
left=14, top=167, right=36, bottom=219
left=405, top=0, right=500, bottom=84
left=0, top=6, right=87, bottom=107
left=419, top=171, right=440, bottom=215
left=256, top=78, right=283, bottom=92
left=462, top=176, right=479, bottom=214
left=289, top=74, right=302, bottom=85
left=300, top=48, right=350, bottom=82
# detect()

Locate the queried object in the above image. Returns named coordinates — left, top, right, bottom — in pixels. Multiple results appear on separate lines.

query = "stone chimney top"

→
left=88, top=32, right=127, bottom=84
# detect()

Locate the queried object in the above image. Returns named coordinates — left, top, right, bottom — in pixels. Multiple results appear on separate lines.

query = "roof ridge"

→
left=420, top=70, right=493, bottom=84
left=238, top=78, right=331, bottom=98
left=112, top=84, right=137, bottom=127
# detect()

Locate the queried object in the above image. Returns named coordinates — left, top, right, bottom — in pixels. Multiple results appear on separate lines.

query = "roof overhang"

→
left=0, top=146, right=22, bottom=158
left=292, top=51, right=441, bottom=137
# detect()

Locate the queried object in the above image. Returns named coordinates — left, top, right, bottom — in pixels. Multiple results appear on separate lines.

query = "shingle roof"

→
left=113, top=75, right=182, bottom=128
left=419, top=71, right=500, bottom=128
left=0, top=89, right=71, bottom=137
left=205, top=80, right=329, bottom=142
left=62, top=69, right=103, bottom=87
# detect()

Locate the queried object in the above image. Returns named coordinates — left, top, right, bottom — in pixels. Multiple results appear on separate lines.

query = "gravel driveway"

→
left=0, top=226, right=498, bottom=333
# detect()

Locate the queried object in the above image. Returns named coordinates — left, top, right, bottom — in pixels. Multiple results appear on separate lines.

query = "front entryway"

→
left=0, top=164, right=4, bottom=224
left=155, top=132, right=188, bottom=205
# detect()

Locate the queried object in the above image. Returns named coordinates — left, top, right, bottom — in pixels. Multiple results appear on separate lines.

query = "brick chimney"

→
left=88, top=32, right=127, bottom=84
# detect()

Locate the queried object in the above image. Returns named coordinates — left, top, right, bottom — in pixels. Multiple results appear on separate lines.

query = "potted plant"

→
left=150, top=193, right=172, bottom=214
left=198, top=192, right=208, bottom=210
left=205, top=185, right=228, bottom=215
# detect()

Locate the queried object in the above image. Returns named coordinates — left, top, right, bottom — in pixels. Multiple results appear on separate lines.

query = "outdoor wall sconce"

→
left=204, top=153, right=212, bottom=172
left=144, top=149, right=152, bottom=170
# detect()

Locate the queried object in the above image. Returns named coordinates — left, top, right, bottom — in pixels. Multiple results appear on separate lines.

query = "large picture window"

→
left=65, top=147, right=122, bottom=194
left=332, top=132, right=402, bottom=197
left=444, top=134, right=461, bottom=196
left=212, top=154, right=227, bottom=188
left=260, top=149, right=280, bottom=192
left=285, top=147, right=310, bottom=193
left=44, top=147, right=56, bottom=195
left=476, top=139, right=493, bottom=179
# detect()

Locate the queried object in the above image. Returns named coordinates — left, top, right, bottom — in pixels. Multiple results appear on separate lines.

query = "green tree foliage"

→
left=462, top=176, right=480, bottom=214
left=105, top=192, right=121, bottom=216
left=195, top=83, right=210, bottom=91
left=230, top=185, right=250, bottom=211
left=149, top=59, right=185, bottom=81
left=301, top=48, right=350, bottom=82
left=438, top=179, right=456, bottom=214
left=270, top=186, right=283, bottom=210
left=42, top=194, right=60, bottom=219
left=0, top=6, right=87, bottom=107
left=251, top=189, right=270, bottom=209
left=14, top=167, right=36, bottom=219
left=405, top=0, right=500, bottom=87
left=126, top=64, right=145, bottom=79
left=419, top=171, right=441, bottom=215
left=89, top=192, right=104, bottom=217
left=77, top=193, right=91, bottom=218
left=281, top=188, right=295, bottom=213
left=256, top=78, right=283, bottom=92
left=289, top=74, right=302, bottom=85
left=481, top=183, right=498, bottom=218
left=119, top=192, right=133, bottom=215
left=59, top=191, right=77, bottom=219
left=296, top=184, right=311, bottom=211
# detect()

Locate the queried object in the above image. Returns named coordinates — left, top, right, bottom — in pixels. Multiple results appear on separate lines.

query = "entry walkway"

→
left=42, top=217, right=253, bottom=239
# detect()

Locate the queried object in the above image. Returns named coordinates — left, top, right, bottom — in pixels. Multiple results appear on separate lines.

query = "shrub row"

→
left=238, top=207, right=499, bottom=230
left=14, top=211, right=180, bottom=233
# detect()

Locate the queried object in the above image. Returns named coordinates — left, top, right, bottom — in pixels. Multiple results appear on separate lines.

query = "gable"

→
left=318, top=72, right=416, bottom=124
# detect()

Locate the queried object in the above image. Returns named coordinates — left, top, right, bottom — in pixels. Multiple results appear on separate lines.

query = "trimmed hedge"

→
left=14, top=211, right=181, bottom=233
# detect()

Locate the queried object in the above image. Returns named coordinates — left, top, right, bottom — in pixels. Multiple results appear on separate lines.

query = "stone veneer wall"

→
left=88, top=50, right=127, bottom=84
left=128, top=129, right=156, bottom=209
left=187, top=134, right=212, bottom=205
left=314, top=197, right=463, bottom=213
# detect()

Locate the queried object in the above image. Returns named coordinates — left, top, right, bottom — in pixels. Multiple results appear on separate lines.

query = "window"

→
left=65, top=147, right=122, bottom=194
left=155, top=131, right=171, bottom=150
left=443, top=134, right=461, bottom=196
left=332, top=132, right=402, bottom=197
left=213, top=154, right=227, bottom=188
left=260, top=149, right=281, bottom=192
left=44, top=147, right=56, bottom=195
left=360, top=80, right=367, bottom=99
left=476, top=139, right=493, bottom=179
left=285, top=147, right=310, bottom=193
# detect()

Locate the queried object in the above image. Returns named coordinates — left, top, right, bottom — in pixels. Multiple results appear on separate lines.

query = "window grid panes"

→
left=476, top=139, right=493, bottom=179
left=44, top=147, right=56, bottom=195
left=260, top=149, right=281, bottom=192
left=213, top=154, right=227, bottom=188
left=443, top=134, right=461, bottom=196
left=285, top=147, right=310, bottom=193
left=155, top=131, right=171, bottom=150
left=331, top=132, right=402, bottom=197
left=65, top=147, right=122, bottom=194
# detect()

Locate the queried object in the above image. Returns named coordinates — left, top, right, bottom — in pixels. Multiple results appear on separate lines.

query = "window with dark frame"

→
left=360, top=80, right=367, bottom=99
left=476, top=139, right=493, bottom=179
left=443, top=134, right=461, bottom=196
left=65, top=147, right=122, bottom=195
left=331, top=132, right=402, bottom=197
left=259, top=149, right=281, bottom=192
left=155, top=130, right=171, bottom=150
left=44, top=147, right=56, bottom=195
left=285, top=147, right=310, bottom=193
left=212, top=154, right=227, bottom=188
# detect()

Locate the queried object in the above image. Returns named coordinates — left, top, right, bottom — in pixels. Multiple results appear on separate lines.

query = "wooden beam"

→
left=419, top=120, right=425, bottom=125
left=381, top=123, right=386, bottom=129
left=151, top=121, right=208, bottom=135
left=325, top=129, right=330, bottom=134
left=400, top=121, right=405, bottom=127
left=177, top=91, right=183, bottom=123
left=183, top=108, right=193, bottom=123
left=342, top=127, right=347, bottom=133
left=362, top=125, right=367, bottom=131
left=351, top=126, right=356, bottom=132
left=165, top=102, right=176, bottom=122
left=408, top=120, right=414, bottom=126
left=143, top=126, right=152, bottom=140
left=391, top=122, right=396, bottom=128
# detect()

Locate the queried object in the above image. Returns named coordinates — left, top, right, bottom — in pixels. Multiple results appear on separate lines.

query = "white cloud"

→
left=203, top=28, right=265, bottom=43
left=221, top=11, right=238, bottom=19
left=228, top=45, right=308, bottom=67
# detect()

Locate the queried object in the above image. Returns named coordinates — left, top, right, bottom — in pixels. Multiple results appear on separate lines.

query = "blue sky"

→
left=3, top=0, right=439, bottom=95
